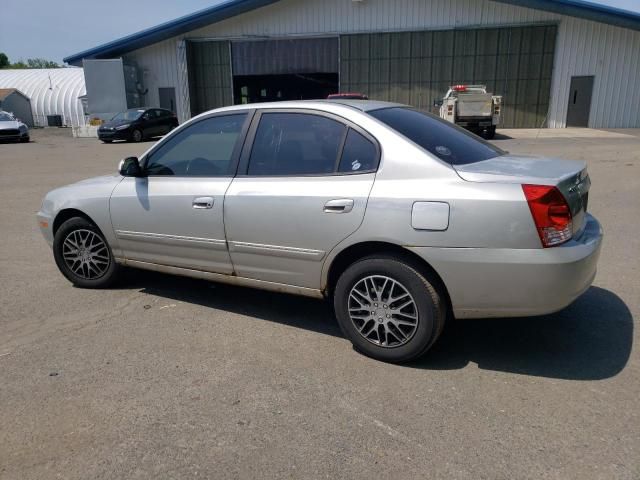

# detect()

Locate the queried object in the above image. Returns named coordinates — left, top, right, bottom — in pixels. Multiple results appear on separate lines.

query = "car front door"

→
left=139, top=110, right=156, bottom=137
left=224, top=110, right=380, bottom=289
left=110, top=112, right=251, bottom=273
left=154, top=109, right=173, bottom=135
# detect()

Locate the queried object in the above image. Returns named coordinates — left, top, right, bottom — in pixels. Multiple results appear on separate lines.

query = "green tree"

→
left=0, top=53, right=60, bottom=69
left=26, top=58, right=60, bottom=69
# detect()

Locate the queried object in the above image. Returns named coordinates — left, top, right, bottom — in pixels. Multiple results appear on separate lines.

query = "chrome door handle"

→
left=192, top=197, right=214, bottom=209
left=324, top=198, right=354, bottom=213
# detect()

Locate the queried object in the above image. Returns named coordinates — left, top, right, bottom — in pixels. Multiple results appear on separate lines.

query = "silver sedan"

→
left=0, top=110, right=29, bottom=142
left=37, top=100, right=603, bottom=362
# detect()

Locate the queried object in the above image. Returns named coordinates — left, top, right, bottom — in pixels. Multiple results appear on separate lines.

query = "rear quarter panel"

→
left=320, top=136, right=540, bottom=289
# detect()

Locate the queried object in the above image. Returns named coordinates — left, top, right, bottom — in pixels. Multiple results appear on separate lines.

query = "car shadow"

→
left=413, top=286, right=633, bottom=380
left=491, top=132, right=513, bottom=140
left=118, top=270, right=632, bottom=380
left=120, top=268, right=342, bottom=338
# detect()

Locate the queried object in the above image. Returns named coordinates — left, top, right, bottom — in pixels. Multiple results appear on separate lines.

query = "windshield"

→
left=0, top=112, right=14, bottom=121
left=368, top=107, right=504, bottom=165
left=111, top=109, right=145, bottom=122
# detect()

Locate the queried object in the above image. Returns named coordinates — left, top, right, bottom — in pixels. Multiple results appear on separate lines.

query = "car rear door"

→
left=223, top=109, right=379, bottom=289
left=109, top=111, right=252, bottom=273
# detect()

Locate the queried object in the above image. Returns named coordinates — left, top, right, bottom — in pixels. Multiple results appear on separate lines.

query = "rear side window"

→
left=248, top=113, right=346, bottom=176
left=338, top=129, right=378, bottom=173
left=145, top=114, right=246, bottom=176
left=368, top=107, right=504, bottom=165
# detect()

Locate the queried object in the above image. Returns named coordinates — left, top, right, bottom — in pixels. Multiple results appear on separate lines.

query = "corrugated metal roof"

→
left=492, top=0, right=640, bottom=31
left=64, top=0, right=280, bottom=66
left=63, top=0, right=640, bottom=66
left=0, top=69, right=86, bottom=127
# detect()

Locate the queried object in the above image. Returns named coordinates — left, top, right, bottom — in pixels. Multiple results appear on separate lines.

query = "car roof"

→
left=203, top=99, right=405, bottom=115
left=125, top=107, right=169, bottom=111
left=325, top=99, right=404, bottom=111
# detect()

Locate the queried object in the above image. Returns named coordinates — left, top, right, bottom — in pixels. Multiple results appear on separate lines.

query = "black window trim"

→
left=140, top=109, right=255, bottom=178
left=236, top=108, right=381, bottom=178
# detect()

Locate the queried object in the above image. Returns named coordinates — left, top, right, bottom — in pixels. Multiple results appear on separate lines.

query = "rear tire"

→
left=333, top=255, right=446, bottom=363
left=53, top=217, right=119, bottom=289
left=20, top=136, right=29, bottom=143
left=482, top=126, right=496, bottom=140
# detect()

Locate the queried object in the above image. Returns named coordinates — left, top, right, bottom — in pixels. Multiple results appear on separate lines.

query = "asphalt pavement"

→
left=0, top=127, right=638, bottom=479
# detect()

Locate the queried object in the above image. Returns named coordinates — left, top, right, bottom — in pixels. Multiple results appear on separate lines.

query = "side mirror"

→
left=119, top=156, right=142, bottom=177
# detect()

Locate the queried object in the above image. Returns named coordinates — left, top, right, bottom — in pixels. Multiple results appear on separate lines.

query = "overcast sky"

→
left=1, top=0, right=639, bottom=64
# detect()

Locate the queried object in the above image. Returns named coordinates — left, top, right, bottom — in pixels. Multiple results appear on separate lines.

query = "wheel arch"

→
left=324, top=241, right=452, bottom=314
left=53, top=208, right=100, bottom=236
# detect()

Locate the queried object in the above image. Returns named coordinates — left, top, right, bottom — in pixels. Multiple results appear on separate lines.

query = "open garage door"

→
left=187, top=40, right=232, bottom=116
left=340, top=25, right=556, bottom=128
left=232, top=38, right=339, bottom=104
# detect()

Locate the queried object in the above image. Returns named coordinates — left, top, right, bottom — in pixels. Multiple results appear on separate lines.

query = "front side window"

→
left=145, top=114, right=246, bottom=176
left=248, top=113, right=346, bottom=176
left=112, top=109, right=145, bottom=122
left=369, top=107, right=504, bottom=165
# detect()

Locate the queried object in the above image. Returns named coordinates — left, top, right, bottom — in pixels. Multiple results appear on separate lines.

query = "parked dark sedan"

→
left=98, top=108, right=178, bottom=143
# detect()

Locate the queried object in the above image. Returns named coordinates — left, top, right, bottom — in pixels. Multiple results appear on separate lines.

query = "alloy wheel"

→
left=62, top=229, right=111, bottom=280
left=347, top=275, right=419, bottom=348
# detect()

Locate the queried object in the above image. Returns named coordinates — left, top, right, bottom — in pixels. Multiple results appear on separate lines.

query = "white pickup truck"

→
left=437, top=85, right=502, bottom=139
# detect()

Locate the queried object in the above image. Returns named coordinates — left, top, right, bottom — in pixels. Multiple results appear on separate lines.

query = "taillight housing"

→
left=522, top=184, right=573, bottom=248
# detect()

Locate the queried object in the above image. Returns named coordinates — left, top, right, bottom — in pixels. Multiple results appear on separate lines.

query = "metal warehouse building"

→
left=65, top=0, right=640, bottom=128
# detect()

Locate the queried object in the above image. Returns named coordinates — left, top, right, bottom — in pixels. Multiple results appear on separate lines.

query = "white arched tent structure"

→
left=0, top=68, right=86, bottom=127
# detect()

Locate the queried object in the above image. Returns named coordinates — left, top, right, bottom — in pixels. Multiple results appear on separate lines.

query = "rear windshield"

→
left=368, top=107, right=504, bottom=165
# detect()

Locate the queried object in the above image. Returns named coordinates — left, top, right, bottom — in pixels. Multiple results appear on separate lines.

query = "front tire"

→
left=130, top=129, right=143, bottom=142
left=101, top=139, right=113, bottom=143
left=333, top=256, right=446, bottom=363
left=53, top=217, right=119, bottom=288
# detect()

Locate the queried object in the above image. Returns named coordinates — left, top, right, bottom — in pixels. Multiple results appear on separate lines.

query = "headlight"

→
left=115, top=124, right=130, bottom=130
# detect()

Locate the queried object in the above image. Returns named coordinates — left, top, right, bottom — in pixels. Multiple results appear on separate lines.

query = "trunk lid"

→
left=454, top=154, right=591, bottom=236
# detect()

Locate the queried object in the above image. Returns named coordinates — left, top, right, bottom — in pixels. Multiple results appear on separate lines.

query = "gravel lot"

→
left=1, top=127, right=638, bottom=479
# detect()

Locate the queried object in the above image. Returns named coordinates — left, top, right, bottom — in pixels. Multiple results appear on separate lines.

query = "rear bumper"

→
left=408, top=214, right=603, bottom=319
left=456, top=117, right=496, bottom=127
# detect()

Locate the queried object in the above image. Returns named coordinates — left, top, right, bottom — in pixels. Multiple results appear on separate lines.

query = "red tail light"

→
left=522, top=185, right=573, bottom=247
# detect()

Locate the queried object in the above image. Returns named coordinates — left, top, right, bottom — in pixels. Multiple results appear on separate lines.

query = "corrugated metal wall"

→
left=0, top=68, right=86, bottom=127
left=123, top=41, right=181, bottom=117
left=187, top=41, right=233, bottom=116
left=340, top=25, right=556, bottom=128
left=124, top=0, right=640, bottom=128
